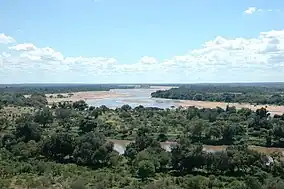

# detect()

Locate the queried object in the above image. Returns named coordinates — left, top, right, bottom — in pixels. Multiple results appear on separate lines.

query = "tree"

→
left=28, top=93, right=48, bottom=107
left=121, top=104, right=132, bottom=111
left=126, top=127, right=157, bottom=154
left=183, top=175, right=209, bottom=189
left=186, top=119, right=207, bottom=142
left=73, top=132, right=117, bottom=168
left=41, top=132, right=76, bottom=162
left=34, top=108, right=53, bottom=127
left=125, top=142, right=138, bottom=160
left=171, top=138, right=206, bottom=173
left=157, top=133, right=168, bottom=142
left=55, top=108, right=71, bottom=120
left=79, top=117, right=98, bottom=133
left=222, top=124, right=237, bottom=144
left=14, top=121, right=41, bottom=142
left=73, top=100, right=88, bottom=111
left=256, top=107, right=270, bottom=119
left=10, top=140, right=39, bottom=160
left=137, top=160, right=155, bottom=180
left=244, top=176, right=262, bottom=189
left=0, top=117, right=9, bottom=132
left=205, top=122, right=223, bottom=142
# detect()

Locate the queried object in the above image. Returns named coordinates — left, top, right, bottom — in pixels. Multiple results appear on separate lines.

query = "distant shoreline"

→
left=177, top=100, right=284, bottom=115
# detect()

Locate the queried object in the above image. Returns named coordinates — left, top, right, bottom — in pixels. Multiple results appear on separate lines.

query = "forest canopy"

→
left=1, top=84, right=284, bottom=188
left=151, top=84, right=284, bottom=105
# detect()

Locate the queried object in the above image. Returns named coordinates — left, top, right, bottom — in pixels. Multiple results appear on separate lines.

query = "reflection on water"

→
left=110, top=139, right=284, bottom=157
left=86, top=87, right=179, bottom=109
left=112, top=140, right=175, bottom=155
left=113, top=142, right=222, bottom=155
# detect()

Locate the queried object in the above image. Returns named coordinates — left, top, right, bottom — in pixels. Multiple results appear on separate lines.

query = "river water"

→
left=85, top=87, right=284, bottom=157
left=110, top=139, right=284, bottom=158
left=86, top=86, right=180, bottom=109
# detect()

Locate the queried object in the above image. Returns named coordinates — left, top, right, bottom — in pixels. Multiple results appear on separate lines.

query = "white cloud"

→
left=1, top=29, right=284, bottom=83
left=2, top=52, right=11, bottom=58
left=20, top=47, right=65, bottom=62
left=244, top=7, right=258, bottom=14
left=9, top=43, right=37, bottom=51
left=244, top=7, right=281, bottom=15
left=64, top=56, right=117, bottom=65
left=0, top=33, right=16, bottom=44
left=165, top=30, right=284, bottom=71
left=139, top=56, right=158, bottom=64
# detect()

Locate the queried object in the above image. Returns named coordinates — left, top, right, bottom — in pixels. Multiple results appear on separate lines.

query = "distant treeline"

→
left=151, top=84, right=284, bottom=105
left=0, top=84, right=134, bottom=94
left=0, top=84, right=135, bottom=108
left=0, top=93, right=48, bottom=107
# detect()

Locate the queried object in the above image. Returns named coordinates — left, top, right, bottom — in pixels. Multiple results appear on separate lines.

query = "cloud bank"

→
left=1, top=30, right=284, bottom=83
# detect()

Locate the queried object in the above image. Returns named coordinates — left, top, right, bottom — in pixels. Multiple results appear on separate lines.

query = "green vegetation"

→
left=1, top=87, right=284, bottom=188
left=0, top=84, right=134, bottom=94
left=0, top=92, right=48, bottom=107
left=151, top=84, right=284, bottom=105
left=0, top=84, right=134, bottom=107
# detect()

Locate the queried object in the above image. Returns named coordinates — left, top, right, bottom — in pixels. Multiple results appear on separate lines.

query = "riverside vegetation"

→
left=151, top=83, right=284, bottom=105
left=1, top=85, right=284, bottom=189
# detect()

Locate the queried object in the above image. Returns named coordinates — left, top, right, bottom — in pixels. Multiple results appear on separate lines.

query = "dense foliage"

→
left=1, top=88, right=284, bottom=188
left=151, top=84, right=284, bottom=105
left=0, top=84, right=135, bottom=108
left=0, top=93, right=48, bottom=107
left=0, top=84, right=135, bottom=94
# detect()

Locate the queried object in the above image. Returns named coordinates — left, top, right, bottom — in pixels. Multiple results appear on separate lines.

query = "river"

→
left=85, top=86, right=284, bottom=115
left=85, top=87, right=284, bottom=157
left=109, top=139, right=284, bottom=157
left=86, top=86, right=179, bottom=109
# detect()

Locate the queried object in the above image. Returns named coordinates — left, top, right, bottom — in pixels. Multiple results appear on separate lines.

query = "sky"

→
left=0, top=0, right=284, bottom=83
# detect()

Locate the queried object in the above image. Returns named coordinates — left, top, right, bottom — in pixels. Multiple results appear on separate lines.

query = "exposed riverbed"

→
left=86, top=86, right=178, bottom=109
left=85, top=86, right=284, bottom=115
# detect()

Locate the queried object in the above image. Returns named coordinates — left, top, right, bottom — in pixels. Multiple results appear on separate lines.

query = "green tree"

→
left=137, top=160, right=155, bottom=180
left=34, top=108, right=53, bottom=127
left=73, top=100, right=88, bottom=111
left=14, top=121, right=41, bottom=142
left=41, top=132, right=76, bottom=162
left=73, top=132, right=117, bottom=168
left=79, top=117, right=98, bottom=133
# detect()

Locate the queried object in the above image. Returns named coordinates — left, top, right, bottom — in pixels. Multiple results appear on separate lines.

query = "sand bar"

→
left=46, top=90, right=129, bottom=103
left=178, top=100, right=284, bottom=115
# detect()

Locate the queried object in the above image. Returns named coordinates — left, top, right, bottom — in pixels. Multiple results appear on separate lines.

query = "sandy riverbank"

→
left=178, top=100, right=284, bottom=115
left=46, top=86, right=174, bottom=104
left=46, top=91, right=129, bottom=103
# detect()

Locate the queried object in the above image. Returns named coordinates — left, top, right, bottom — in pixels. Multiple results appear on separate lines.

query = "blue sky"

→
left=1, top=0, right=284, bottom=83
